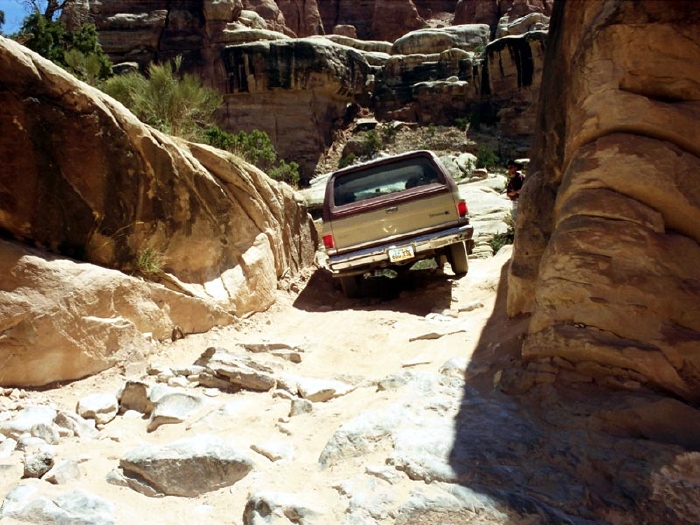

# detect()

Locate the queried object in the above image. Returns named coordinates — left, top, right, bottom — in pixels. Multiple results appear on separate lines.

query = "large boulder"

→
left=508, top=1, right=700, bottom=402
left=119, top=434, right=254, bottom=496
left=0, top=238, right=233, bottom=388
left=391, top=24, right=490, bottom=55
left=0, top=37, right=317, bottom=385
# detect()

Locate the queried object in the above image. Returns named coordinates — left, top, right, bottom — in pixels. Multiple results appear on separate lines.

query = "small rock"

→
left=147, top=363, right=169, bottom=376
left=43, top=458, right=83, bottom=484
left=16, top=436, right=49, bottom=451
left=250, top=441, right=294, bottom=463
left=54, top=411, right=98, bottom=439
left=243, top=491, right=321, bottom=525
left=171, top=365, right=207, bottom=377
left=119, top=381, right=153, bottom=415
left=272, top=389, right=294, bottom=400
left=30, top=423, right=60, bottom=445
left=0, top=438, right=17, bottom=458
left=289, top=398, right=313, bottom=417
left=297, top=377, right=355, bottom=402
left=23, top=448, right=55, bottom=478
left=167, top=376, right=190, bottom=388
left=0, top=485, right=116, bottom=524
left=120, top=434, right=254, bottom=497
left=0, top=406, right=57, bottom=440
left=147, top=391, right=206, bottom=432
left=77, top=393, right=119, bottom=426
left=458, top=300, right=484, bottom=312
left=376, top=374, right=409, bottom=391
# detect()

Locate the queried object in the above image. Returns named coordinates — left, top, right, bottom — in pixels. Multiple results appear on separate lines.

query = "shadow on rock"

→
left=448, top=258, right=700, bottom=524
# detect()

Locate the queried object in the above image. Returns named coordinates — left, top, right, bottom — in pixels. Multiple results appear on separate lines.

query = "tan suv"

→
left=321, top=150, right=474, bottom=297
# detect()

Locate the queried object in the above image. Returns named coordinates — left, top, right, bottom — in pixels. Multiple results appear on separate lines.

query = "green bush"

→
left=203, top=126, right=236, bottom=150
left=476, top=145, right=499, bottom=169
left=136, top=247, right=163, bottom=276
left=203, top=127, right=300, bottom=186
left=362, top=130, right=381, bottom=156
left=454, top=117, right=468, bottom=130
left=102, top=56, right=221, bottom=140
left=489, top=230, right=514, bottom=254
left=338, top=153, right=356, bottom=169
left=268, top=160, right=300, bottom=187
left=380, top=125, right=397, bottom=144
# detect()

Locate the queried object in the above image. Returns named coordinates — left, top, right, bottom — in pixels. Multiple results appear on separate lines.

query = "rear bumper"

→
left=327, top=223, right=474, bottom=274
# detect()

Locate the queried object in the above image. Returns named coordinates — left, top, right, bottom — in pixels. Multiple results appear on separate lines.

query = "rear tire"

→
left=339, top=275, right=361, bottom=298
left=448, top=241, right=469, bottom=275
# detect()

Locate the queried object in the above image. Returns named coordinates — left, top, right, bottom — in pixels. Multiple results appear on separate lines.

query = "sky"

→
left=0, top=0, right=30, bottom=35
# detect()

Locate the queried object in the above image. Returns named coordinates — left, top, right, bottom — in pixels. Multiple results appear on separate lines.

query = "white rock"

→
left=250, top=441, right=295, bottom=463
left=0, top=406, right=56, bottom=440
left=76, top=393, right=119, bottom=426
left=296, top=377, right=355, bottom=402
left=120, top=434, right=254, bottom=497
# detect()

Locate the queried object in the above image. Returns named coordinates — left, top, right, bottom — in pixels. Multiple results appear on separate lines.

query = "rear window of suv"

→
left=332, top=155, right=443, bottom=206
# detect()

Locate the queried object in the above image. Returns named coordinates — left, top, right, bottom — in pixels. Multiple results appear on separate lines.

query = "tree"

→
left=21, top=0, right=69, bottom=21
left=102, top=56, right=223, bottom=141
left=17, top=8, right=112, bottom=83
left=0, top=11, right=6, bottom=32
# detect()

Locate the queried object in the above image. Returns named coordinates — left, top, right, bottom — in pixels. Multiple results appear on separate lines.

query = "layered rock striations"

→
left=482, top=31, right=547, bottom=140
left=222, top=37, right=371, bottom=178
left=0, top=36, right=317, bottom=386
left=455, top=0, right=553, bottom=34
left=78, top=0, right=548, bottom=179
left=509, top=1, right=700, bottom=402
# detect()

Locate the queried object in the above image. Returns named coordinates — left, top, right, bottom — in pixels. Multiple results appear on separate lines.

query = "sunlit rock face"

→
left=454, top=0, right=552, bottom=31
left=509, top=0, right=700, bottom=402
left=0, top=36, right=317, bottom=319
left=0, top=36, right=318, bottom=386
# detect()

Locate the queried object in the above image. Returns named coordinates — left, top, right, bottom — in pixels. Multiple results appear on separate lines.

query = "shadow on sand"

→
left=292, top=265, right=456, bottom=317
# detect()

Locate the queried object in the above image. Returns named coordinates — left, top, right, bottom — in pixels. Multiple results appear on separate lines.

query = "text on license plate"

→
left=388, top=245, right=415, bottom=262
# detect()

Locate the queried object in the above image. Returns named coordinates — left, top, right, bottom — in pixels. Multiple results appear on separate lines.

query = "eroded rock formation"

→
left=455, top=0, right=553, bottom=34
left=222, top=37, right=371, bottom=179
left=509, top=1, right=700, bottom=402
left=0, top=36, right=317, bottom=386
left=74, top=1, right=547, bottom=180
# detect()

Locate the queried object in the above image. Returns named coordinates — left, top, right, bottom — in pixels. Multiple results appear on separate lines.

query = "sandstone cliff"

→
left=455, top=0, right=553, bottom=36
left=508, top=1, right=700, bottom=402
left=0, top=36, right=317, bottom=386
left=69, top=0, right=548, bottom=181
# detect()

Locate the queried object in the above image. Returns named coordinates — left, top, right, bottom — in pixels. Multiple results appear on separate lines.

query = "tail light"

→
left=456, top=200, right=468, bottom=218
left=322, top=234, right=334, bottom=249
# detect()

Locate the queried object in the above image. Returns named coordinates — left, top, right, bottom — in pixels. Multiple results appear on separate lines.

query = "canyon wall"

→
left=68, top=0, right=549, bottom=180
left=509, top=0, right=700, bottom=402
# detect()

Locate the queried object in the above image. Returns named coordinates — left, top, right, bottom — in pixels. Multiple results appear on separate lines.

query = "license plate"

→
left=388, top=245, right=414, bottom=262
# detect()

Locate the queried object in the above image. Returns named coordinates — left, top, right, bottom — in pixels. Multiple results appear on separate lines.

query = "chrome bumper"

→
left=327, top=223, right=474, bottom=274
